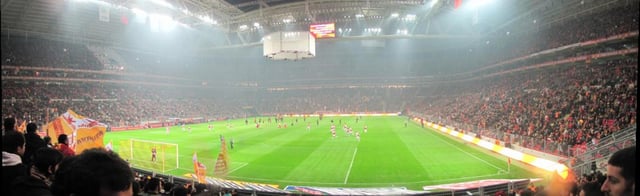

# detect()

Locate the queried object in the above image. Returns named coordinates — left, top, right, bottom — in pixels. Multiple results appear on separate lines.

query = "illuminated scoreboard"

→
left=309, top=23, right=335, bottom=38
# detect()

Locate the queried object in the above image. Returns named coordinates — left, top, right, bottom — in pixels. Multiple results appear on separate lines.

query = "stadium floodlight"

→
left=429, top=0, right=438, bottom=7
left=199, top=15, right=215, bottom=24
left=149, top=0, right=174, bottom=9
left=467, top=0, right=493, bottom=8
left=405, top=14, right=416, bottom=21
left=254, top=22, right=260, bottom=27
left=391, top=13, right=399, bottom=17
left=131, top=8, right=147, bottom=17
left=239, top=25, right=248, bottom=30
left=355, top=14, right=364, bottom=18
left=158, top=15, right=176, bottom=32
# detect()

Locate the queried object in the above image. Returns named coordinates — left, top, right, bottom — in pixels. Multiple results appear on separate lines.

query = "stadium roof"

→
left=0, top=0, right=626, bottom=50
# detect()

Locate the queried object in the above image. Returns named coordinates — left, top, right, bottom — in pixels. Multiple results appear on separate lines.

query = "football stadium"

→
left=1, top=0, right=637, bottom=195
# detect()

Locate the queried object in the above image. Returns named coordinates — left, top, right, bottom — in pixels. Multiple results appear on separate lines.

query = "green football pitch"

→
left=105, top=116, right=546, bottom=190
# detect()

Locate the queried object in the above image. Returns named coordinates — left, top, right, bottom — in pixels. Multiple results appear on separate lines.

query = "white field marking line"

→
left=228, top=162, right=249, bottom=174
left=428, top=130, right=507, bottom=172
left=129, top=138, right=178, bottom=146
left=225, top=172, right=506, bottom=185
left=344, top=147, right=358, bottom=184
left=129, top=159, right=247, bottom=173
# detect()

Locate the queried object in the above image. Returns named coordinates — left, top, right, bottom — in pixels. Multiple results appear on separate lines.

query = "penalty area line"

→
left=228, top=162, right=249, bottom=174
left=344, top=147, right=358, bottom=184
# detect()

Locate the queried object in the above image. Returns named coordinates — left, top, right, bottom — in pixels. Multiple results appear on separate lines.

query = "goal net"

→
left=118, top=139, right=179, bottom=173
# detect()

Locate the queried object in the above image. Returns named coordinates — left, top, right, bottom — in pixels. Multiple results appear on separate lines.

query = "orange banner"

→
left=46, top=110, right=107, bottom=154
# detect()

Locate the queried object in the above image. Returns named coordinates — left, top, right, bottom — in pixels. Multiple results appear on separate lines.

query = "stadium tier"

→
left=1, top=0, right=637, bottom=195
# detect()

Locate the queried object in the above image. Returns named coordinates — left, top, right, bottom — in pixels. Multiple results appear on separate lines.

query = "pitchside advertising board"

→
left=310, top=23, right=335, bottom=38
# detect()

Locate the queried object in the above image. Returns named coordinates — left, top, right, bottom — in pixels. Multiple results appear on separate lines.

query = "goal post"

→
left=117, top=139, right=179, bottom=173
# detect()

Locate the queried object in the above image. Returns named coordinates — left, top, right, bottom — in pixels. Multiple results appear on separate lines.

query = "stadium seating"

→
left=1, top=2, right=638, bottom=195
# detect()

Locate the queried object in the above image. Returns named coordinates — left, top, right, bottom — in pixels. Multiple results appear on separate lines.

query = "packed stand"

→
left=410, top=59, right=637, bottom=156
left=1, top=37, right=102, bottom=70
left=474, top=1, right=638, bottom=67
left=1, top=83, right=247, bottom=127
left=2, top=81, right=410, bottom=127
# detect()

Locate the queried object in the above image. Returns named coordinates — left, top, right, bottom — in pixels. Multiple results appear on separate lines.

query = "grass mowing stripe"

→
left=231, top=129, right=324, bottom=180
left=226, top=172, right=506, bottom=186
left=280, top=132, right=356, bottom=183
left=346, top=117, right=432, bottom=186
left=106, top=116, right=541, bottom=189
left=344, top=147, right=358, bottom=184
left=424, top=128, right=507, bottom=172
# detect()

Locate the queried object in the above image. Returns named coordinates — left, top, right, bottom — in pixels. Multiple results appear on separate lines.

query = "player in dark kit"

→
left=151, top=146, right=157, bottom=162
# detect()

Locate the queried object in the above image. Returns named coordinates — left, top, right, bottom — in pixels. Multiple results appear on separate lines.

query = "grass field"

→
left=105, top=116, right=546, bottom=190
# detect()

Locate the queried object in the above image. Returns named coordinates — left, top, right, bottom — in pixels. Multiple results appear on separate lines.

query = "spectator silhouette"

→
left=56, top=134, right=75, bottom=157
left=580, top=181, right=604, bottom=196
left=50, top=148, right=135, bottom=196
left=12, top=147, right=63, bottom=196
left=23, top=122, right=46, bottom=168
left=43, top=136, right=53, bottom=148
left=4, top=117, right=16, bottom=135
left=601, top=146, right=635, bottom=196
left=2, top=130, right=27, bottom=196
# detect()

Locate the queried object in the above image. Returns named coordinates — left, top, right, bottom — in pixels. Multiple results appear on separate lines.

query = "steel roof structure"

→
left=1, top=0, right=631, bottom=50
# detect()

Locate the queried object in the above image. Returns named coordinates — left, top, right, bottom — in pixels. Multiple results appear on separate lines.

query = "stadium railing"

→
left=570, top=126, right=636, bottom=176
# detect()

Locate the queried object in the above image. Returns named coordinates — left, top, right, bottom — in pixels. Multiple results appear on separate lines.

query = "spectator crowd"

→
left=0, top=1, right=637, bottom=196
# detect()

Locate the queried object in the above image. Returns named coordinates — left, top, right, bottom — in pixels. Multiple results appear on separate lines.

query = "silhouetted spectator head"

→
left=32, top=147, right=64, bottom=177
left=11, top=146, right=65, bottom=195
left=601, top=146, right=635, bottom=196
left=520, top=189, right=535, bottom=196
left=132, top=180, right=141, bottom=196
left=172, top=186, right=190, bottom=196
left=580, top=181, right=604, bottom=196
left=26, top=122, right=37, bottom=133
left=58, top=134, right=69, bottom=145
left=51, top=148, right=134, bottom=196
left=4, top=117, right=16, bottom=132
left=143, top=177, right=162, bottom=194
left=2, top=130, right=25, bottom=156
left=43, top=136, right=52, bottom=146
left=194, top=183, right=207, bottom=194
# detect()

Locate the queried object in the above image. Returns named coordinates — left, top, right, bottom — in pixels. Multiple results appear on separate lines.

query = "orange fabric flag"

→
left=193, top=152, right=206, bottom=183
left=46, top=110, right=106, bottom=154
left=17, top=120, right=26, bottom=133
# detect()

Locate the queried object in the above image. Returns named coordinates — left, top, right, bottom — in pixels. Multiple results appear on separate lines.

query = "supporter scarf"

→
left=30, top=165, right=53, bottom=186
